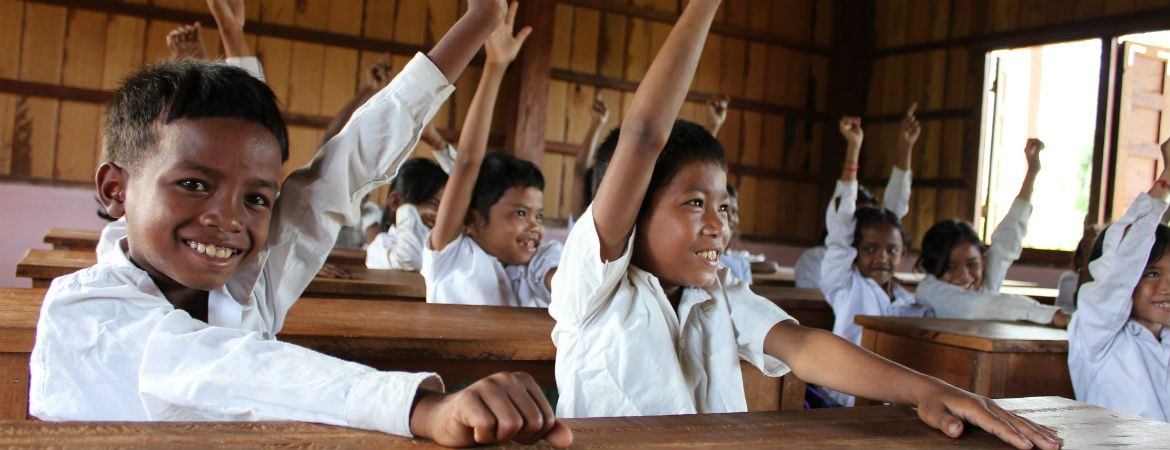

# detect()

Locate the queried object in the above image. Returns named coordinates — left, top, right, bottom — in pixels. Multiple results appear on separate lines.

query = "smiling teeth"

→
left=187, top=240, right=237, bottom=259
left=697, top=250, right=719, bottom=261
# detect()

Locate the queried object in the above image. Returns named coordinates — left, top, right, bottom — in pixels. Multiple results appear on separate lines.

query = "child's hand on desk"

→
left=1050, top=311, right=1071, bottom=329
left=916, top=384, right=1063, bottom=450
left=315, top=263, right=351, bottom=279
left=410, top=372, right=572, bottom=448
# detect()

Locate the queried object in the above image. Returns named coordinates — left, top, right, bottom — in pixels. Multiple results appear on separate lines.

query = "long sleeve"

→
left=432, top=142, right=458, bottom=173
left=820, top=179, right=859, bottom=311
left=916, top=275, right=1058, bottom=324
left=983, top=197, right=1033, bottom=293
left=251, top=53, right=454, bottom=332
left=389, top=205, right=426, bottom=271
left=225, top=56, right=266, bottom=82
left=138, top=310, right=441, bottom=436
left=1070, top=193, right=1168, bottom=361
left=882, top=166, right=912, bottom=219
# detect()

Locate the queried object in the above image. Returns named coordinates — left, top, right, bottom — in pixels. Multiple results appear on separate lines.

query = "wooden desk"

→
left=855, top=315, right=1073, bottom=404
left=15, top=248, right=425, bottom=300
left=0, top=288, right=804, bottom=421
left=0, top=397, right=1163, bottom=448
left=753, top=265, right=927, bottom=287
left=42, top=228, right=368, bottom=267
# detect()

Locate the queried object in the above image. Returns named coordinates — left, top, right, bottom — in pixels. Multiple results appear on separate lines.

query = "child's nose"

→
left=201, top=195, right=245, bottom=232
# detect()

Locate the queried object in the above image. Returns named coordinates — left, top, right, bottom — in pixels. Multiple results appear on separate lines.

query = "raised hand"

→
left=206, top=0, right=245, bottom=33
left=483, top=1, right=533, bottom=65
left=898, top=103, right=921, bottom=149
left=705, top=94, right=729, bottom=136
left=166, top=22, right=208, bottom=62
left=590, top=91, right=610, bottom=124
left=839, top=116, right=864, bottom=150
left=410, top=372, right=572, bottom=448
left=364, top=55, right=393, bottom=92
left=1024, top=138, right=1044, bottom=174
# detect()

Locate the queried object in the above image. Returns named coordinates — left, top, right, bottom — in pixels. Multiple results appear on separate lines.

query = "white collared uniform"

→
left=915, top=198, right=1059, bottom=324
left=367, top=204, right=429, bottom=271
left=29, top=53, right=453, bottom=437
left=1069, top=193, right=1170, bottom=422
left=550, top=208, right=795, bottom=418
left=820, top=179, right=929, bottom=406
left=421, top=234, right=562, bottom=307
left=795, top=167, right=912, bottom=289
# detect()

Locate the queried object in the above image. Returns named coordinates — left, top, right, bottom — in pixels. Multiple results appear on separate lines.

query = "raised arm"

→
left=206, top=0, right=251, bottom=58
left=820, top=117, right=863, bottom=303
left=592, top=0, right=721, bottom=260
left=984, top=139, right=1044, bottom=291
left=570, top=92, right=609, bottom=219
left=884, top=103, right=917, bottom=218
left=704, top=94, right=729, bottom=137
left=429, top=1, right=530, bottom=251
left=1017, top=138, right=1044, bottom=201
left=428, top=0, right=508, bottom=83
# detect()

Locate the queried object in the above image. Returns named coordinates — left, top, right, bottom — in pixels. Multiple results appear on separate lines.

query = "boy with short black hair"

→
left=423, top=1, right=561, bottom=308
left=30, top=2, right=570, bottom=447
left=549, top=1, right=1060, bottom=449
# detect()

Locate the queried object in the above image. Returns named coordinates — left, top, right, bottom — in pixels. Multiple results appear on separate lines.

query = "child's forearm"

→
left=219, top=26, right=251, bottom=58
left=894, top=139, right=912, bottom=171
left=428, top=2, right=505, bottom=83
left=1016, top=170, right=1038, bottom=201
left=765, top=323, right=933, bottom=406
left=455, top=63, right=507, bottom=164
left=840, top=144, right=861, bottom=181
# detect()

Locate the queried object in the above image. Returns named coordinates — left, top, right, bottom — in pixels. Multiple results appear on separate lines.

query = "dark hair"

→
left=392, top=158, right=448, bottom=204
left=726, top=183, right=738, bottom=199
left=856, top=184, right=877, bottom=207
left=593, top=120, right=727, bottom=217
left=471, top=152, right=544, bottom=223
left=1089, top=223, right=1170, bottom=268
left=853, top=207, right=908, bottom=248
left=102, top=60, right=288, bottom=171
left=916, top=219, right=985, bottom=277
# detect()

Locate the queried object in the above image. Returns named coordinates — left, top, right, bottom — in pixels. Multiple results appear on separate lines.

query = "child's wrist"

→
left=408, top=389, right=444, bottom=438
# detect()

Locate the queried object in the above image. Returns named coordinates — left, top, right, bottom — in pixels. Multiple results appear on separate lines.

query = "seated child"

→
left=422, top=13, right=562, bottom=307
left=549, top=2, right=1061, bottom=449
left=719, top=183, right=753, bottom=284
left=915, top=139, right=1069, bottom=328
left=794, top=104, right=918, bottom=289
left=366, top=158, right=448, bottom=271
left=1069, top=139, right=1170, bottom=422
left=1055, top=222, right=1103, bottom=313
left=30, top=2, right=570, bottom=447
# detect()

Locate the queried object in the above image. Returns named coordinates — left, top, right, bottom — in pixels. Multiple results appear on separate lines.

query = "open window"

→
left=977, top=39, right=1102, bottom=251
left=1111, top=32, right=1170, bottom=221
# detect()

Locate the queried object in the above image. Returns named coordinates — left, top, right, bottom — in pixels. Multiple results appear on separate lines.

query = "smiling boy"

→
left=549, top=1, right=1061, bottom=449
left=29, top=2, right=570, bottom=446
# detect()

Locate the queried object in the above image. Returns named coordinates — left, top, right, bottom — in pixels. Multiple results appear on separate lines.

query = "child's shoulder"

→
left=43, top=262, right=167, bottom=313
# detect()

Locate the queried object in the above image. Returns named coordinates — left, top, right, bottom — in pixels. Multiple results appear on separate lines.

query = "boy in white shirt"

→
left=914, top=139, right=1069, bottom=327
left=549, top=1, right=1060, bottom=449
left=366, top=158, right=448, bottom=271
left=30, top=2, right=570, bottom=447
left=1069, top=139, right=1170, bottom=422
left=423, top=5, right=562, bottom=308
left=794, top=104, right=918, bottom=289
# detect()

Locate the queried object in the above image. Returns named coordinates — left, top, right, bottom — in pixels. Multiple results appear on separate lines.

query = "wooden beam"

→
left=874, top=6, right=1170, bottom=57
left=1096, top=39, right=1122, bottom=222
left=544, top=141, right=822, bottom=184
left=863, top=107, right=974, bottom=124
left=508, top=0, right=556, bottom=165
left=859, top=177, right=969, bottom=189
left=557, top=0, right=831, bottom=57
left=550, top=69, right=831, bottom=122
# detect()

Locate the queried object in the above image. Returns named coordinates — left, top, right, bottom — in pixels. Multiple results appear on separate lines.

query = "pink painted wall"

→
left=0, top=182, right=109, bottom=288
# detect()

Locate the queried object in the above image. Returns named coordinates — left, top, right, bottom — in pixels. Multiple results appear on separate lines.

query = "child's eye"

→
left=177, top=179, right=208, bottom=192
left=686, top=199, right=703, bottom=207
left=1144, top=271, right=1160, bottom=279
left=718, top=203, right=729, bottom=212
left=516, top=210, right=526, bottom=218
left=535, top=212, right=544, bottom=222
left=246, top=194, right=271, bottom=207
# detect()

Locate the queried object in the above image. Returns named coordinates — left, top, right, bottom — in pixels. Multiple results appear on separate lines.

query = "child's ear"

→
left=464, top=210, right=484, bottom=237
left=96, top=162, right=129, bottom=219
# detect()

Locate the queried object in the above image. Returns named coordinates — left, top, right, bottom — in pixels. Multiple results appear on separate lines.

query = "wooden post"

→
left=817, top=0, right=873, bottom=230
left=506, top=0, right=556, bottom=167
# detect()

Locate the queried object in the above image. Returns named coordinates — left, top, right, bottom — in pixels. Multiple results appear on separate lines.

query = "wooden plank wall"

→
left=0, top=0, right=504, bottom=207
left=545, top=0, right=833, bottom=242
left=867, top=0, right=1170, bottom=247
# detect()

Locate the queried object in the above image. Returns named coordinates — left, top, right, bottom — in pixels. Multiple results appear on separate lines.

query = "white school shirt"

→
left=366, top=204, right=429, bottom=271
left=421, top=234, right=562, bottom=307
left=915, top=198, right=1058, bottom=324
left=1069, top=193, right=1170, bottom=422
left=225, top=56, right=266, bottom=82
left=719, top=250, right=753, bottom=285
left=1055, top=270, right=1078, bottom=314
left=795, top=167, right=912, bottom=289
left=549, top=208, right=795, bottom=418
left=29, top=53, right=454, bottom=437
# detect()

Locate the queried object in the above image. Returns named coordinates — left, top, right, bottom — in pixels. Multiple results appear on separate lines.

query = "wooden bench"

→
left=15, top=248, right=425, bottom=300
left=0, top=288, right=805, bottom=420
left=0, top=397, right=1162, bottom=448
left=42, top=228, right=368, bottom=267
left=855, top=315, right=1073, bottom=405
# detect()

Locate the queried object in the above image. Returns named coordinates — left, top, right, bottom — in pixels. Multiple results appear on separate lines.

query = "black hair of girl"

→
left=916, top=219, right=985, bottom=278
left=470, top=152, right=544, bottom=224
left=1089, top=223, right=1170, bottom=268
left=853, top=207, right=909, bottom=249
left=391, top=158, right=448, bottom=205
